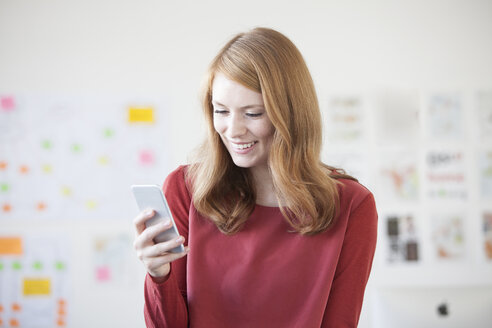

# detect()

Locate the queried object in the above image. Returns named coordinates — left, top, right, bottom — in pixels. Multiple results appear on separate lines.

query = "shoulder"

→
left=163, top=165, right=191, bottom=197
left=164, top=165, right=188, bottom=183
left=336, top=178, right=375, bottom=214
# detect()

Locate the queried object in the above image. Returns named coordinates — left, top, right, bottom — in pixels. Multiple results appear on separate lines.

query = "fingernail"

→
left=175, top=236, right=184, bottom=243
left=146, top=209, right=153, bottom=216
left=163, top=220, right=172, bottom=227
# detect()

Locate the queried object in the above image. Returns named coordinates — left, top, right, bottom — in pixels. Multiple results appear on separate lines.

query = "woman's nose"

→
left=227, top=114, right=247, bottom=138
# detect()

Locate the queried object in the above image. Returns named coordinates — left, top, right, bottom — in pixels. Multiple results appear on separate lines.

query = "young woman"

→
left=133, top=27, right=377, bottom=328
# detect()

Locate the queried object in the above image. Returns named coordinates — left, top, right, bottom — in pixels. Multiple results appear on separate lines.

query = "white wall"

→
left=1, top=1, right=491, bottom=327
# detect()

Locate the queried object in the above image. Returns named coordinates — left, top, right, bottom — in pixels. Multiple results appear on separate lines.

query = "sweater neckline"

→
left=255, top=203, right=281, bottom=209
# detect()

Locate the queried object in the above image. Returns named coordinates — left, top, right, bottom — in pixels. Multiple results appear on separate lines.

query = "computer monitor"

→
left=372, top=286, right=492, bottom=328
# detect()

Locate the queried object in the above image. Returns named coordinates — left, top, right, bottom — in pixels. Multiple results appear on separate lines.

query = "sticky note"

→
left=1, top=183, right=9, bottom=192
left=19, top=165, right=29, bottom=174
left=85, top=200, right=97, bottom=210
left=12, top=261, right=22, bottom=270
left=2, top=203, right=12, bottom=213
left=0, top=237, right=23, bottom=255
left=139, top=150, right=155, bottom=165
left=98, top=156, right=109, bottom=166
left=42, top=164, right=53, bottom=174
left=23, top=278, right=51, bottom=296
left=61, top=186, right=72, bottom=197
left=41, top=140, right=53, bottom=150
left=103, top=127, right=115, bottom=138
left=33, top=261, right=43, bottom=270
left=128, top=107, right=154, bottom=123
left=96, top=266, right=111, bottom=281
left=0, top=161, right=7, bottom=170
left=0, top=96, right=15, bottom=112
left=71, top=143, right=82, bottom=153
left=55, top=261, right=66, bottom=271
left=36, top=202, right=47, bottom=211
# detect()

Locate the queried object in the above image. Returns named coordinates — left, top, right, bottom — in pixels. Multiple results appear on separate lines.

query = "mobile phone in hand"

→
left=131, top=185, right=185, bottom=253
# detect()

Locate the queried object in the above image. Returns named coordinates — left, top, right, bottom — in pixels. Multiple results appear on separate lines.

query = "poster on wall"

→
left=476, top=90, right=492, bottom=140
left=373, top=90, right=420, bottom=145
left=430, top=212, right=466, bottom=261
left=92, top=233, right=134, bottom=285
left=0, top=94, right=172, bottom=221
left=384, top=214, right=420, bottom=263
left=426, top=150, right=467, bottom=200
left=483, top=212, right=492, bottom=261
left=323, top=95, right=366, bottom=146
left=479, top=150, right=492, bottom=199
left=0, top=233, right=70, bottom=328
left=377, top=151, right=419, bottom=201
left=426, top=93, right=463, bottom=141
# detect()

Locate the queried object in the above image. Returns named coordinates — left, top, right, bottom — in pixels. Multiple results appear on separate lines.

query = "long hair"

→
left=187, top=27, right=355, bottom=235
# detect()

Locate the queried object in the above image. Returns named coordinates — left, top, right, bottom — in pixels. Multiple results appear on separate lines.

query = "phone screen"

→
left=131, top=185, right=185, bottom=253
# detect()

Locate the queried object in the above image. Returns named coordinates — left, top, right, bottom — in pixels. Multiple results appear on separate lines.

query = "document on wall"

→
left=0, top=234, right=70, bottom=328
left=0, top=94, right=172, bottom=221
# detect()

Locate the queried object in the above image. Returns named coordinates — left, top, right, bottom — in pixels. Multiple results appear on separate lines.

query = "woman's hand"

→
left=133, top=209, right=189, bottom=281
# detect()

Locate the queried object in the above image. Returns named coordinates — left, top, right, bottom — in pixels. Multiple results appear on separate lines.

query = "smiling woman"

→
left=212, top=73, right=274, bottom=178
left=133, top=27, right=378, bottom=328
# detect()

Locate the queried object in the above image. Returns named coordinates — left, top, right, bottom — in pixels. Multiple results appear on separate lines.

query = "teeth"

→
left=232, top=141, right=256, bottom=150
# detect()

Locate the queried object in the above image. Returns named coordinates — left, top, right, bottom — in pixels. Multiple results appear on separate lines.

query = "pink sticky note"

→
left=96, top=266, right=111, bottom=282
left=0, top=96, right=15, bottom=112
left=139, top=150, right=155, bottom=165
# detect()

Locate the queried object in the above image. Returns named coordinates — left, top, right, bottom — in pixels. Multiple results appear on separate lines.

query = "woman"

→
left=133, top=27, right=377, bottom=328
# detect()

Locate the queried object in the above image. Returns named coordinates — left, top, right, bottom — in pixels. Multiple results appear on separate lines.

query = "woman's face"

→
left=212, top=73, right=275, bottom=171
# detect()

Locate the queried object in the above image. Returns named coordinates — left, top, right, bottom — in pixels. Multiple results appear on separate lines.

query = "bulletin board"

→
left=0, top=94, right=172, bottom=327
left=321, top=90, right=492, bottom=287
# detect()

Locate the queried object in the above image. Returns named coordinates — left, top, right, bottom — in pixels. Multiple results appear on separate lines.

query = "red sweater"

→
left=144, top=166, right=377, bottom=328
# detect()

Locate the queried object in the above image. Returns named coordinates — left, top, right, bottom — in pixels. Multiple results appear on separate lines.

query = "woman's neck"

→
left=250, top=165, right=279, bottom=207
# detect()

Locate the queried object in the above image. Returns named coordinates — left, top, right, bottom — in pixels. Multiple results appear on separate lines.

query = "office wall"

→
left=1, top=1, right=492, bottom=327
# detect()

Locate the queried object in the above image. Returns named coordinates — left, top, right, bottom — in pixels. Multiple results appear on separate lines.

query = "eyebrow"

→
left=212, top=100, right=264, bottom=110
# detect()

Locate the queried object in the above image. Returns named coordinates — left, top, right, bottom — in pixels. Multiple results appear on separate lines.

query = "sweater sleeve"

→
left=321, top=192, right=378, bottom=328
left=143, top=166, right=191, bottom=328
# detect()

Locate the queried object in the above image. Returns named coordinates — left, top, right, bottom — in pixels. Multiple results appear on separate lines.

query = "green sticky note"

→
left=33, top=261, right=43, bottom=270
left=103, top=128, right=115, bottom=138
left=0, top=262, right=4, bottom=271
left=12, top=261, right=22, bottom=270
left=0, top=183, right=9, bottom=192
left=41, top=139, right=53, bottom=150
left=71, top=143, right=82, bottom=153
left=55, top=261, right=65, bottom=271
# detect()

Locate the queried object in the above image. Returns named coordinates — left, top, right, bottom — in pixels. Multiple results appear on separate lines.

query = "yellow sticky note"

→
left=128, top=107, right=154, bottom=123
left=0, top=237, right=23, bottom=255
left=23, top=278, right=51, bottom=296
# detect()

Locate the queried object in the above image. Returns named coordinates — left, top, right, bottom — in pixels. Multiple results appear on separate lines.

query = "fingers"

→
left=134, top=220, right=174, bottom=249
left=145, top=246, right=189, bottom=268
left=133, top=209, right=189, bottom=278
left=143, top=236, right=187, bottom=258
left=133, top=208, right=155, bottom=235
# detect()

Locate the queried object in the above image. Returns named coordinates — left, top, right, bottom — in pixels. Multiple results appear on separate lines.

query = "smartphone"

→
left=131, top=185, right=185, bottom=253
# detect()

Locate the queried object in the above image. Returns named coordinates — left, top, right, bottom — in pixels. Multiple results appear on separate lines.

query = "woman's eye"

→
left=246, top=113, right=263, bottom=118
left=214, top=110, right=228, bottom=115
